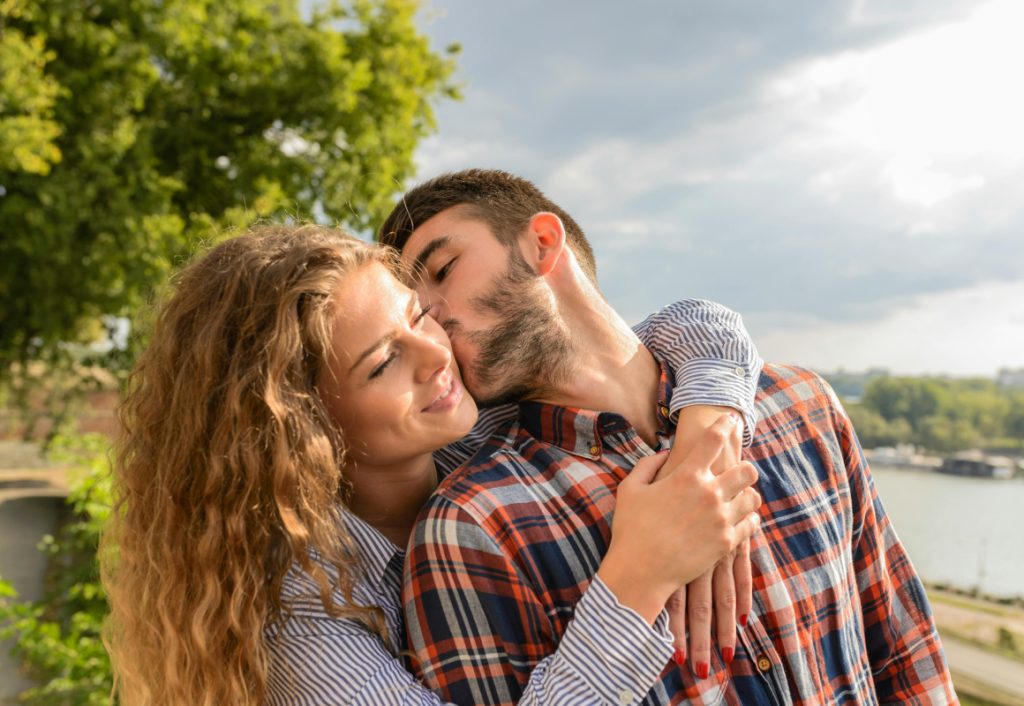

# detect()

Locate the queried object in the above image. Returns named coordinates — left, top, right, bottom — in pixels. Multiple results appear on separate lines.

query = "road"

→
left=944, top=634, right=1024, bottom=705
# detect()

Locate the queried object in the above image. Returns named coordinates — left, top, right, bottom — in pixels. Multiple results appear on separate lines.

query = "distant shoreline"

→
left=927, top=581, right=1024, bottom=609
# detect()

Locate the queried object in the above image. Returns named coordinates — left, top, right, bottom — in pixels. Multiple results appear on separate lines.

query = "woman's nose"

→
left=413, top=331, right=452, bottom=384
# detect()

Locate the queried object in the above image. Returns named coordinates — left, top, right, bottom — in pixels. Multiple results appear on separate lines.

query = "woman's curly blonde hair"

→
left=102, top=224, right=390, bottom=705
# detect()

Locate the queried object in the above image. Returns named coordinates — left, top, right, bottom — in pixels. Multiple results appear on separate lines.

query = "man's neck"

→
left=344, top=453, right=438, bottom=549
left=531, top=294, right=662, bottom=447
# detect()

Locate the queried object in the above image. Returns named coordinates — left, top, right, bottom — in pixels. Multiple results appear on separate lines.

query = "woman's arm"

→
left=632, top=299, right=763, bottom=676
left=632, top=298, right=762, bottom=445
left=267, top=431, right=761, bottom=706
left=404, top=425, right=760, bottom=705
left=433, top=299, right=762, bottom=476
left=264, top=576, right=673, bottom=706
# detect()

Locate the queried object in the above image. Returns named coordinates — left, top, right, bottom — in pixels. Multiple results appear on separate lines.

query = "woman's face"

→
left=319, top=261, right=478, bottom=469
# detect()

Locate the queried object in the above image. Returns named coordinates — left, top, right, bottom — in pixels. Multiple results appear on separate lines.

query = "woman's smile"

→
left=319, top=261, right=479, bottom=469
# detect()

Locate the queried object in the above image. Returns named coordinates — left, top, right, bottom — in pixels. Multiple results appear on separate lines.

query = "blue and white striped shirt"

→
left=264, top=299, right=763, bottom=706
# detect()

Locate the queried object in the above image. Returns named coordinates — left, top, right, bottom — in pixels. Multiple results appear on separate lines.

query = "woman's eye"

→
left=369, top=352, right=397, bottom=380
left=435, top=258, right=456, bottom=283
left=413, top=304, right=433, bottom=326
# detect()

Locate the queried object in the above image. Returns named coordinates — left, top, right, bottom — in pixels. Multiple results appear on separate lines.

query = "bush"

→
left=0, top=434, right=113, bottom=705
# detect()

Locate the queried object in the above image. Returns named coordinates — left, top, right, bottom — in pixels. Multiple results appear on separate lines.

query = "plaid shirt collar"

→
left=517, top=362, right=676, bottom=458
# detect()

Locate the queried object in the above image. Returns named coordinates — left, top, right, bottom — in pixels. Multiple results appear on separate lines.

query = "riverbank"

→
left=926, top=584, right=1024, bottom=705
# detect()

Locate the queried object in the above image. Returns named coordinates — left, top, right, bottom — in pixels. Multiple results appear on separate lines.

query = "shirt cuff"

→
left=669, top=357, right=759, bottom=446
left=556, top=575, right=673, bottom=706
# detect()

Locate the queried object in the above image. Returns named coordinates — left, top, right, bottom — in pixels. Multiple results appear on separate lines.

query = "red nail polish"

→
left=739, top=613, right=749, bottom=628
left=696, top=661, right=709, bottom=679
left=722, top=647, right=734, bottom=664
left=673, top=648, right=685, bottom=665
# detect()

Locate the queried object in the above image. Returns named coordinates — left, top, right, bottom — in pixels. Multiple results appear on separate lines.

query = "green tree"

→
left=0, top=0, right=61, bottom=175
left=948, top=385, right=1009, bottom=439
left=845, top=403, right=912, bottom=448
left=862, top=377, right=949, bottom=427
left=0, top=0, right=458, bottom=371
left=1007, top=392, right=1024, bottom=446
left=918, top=414, right=979, bottom=453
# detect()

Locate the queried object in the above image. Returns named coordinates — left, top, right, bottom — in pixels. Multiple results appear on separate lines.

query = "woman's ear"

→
left=522, top=212, right=566, bottom=276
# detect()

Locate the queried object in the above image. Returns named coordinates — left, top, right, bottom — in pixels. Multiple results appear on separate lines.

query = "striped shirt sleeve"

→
left=827, top=385, right=956, bottom=704
left=404, top=496, right=674, bottom=706
left=265, top=561, right=673, bottom=706
left=633, top=299, right=762, bottom=446
left=434, top=299, right=763, bottom=475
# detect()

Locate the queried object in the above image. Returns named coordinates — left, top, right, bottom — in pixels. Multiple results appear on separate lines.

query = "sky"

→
left=409, top=0, right=1024, bottom=377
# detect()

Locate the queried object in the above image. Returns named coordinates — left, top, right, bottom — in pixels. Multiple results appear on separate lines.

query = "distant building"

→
left=997, top=368, right=1024, bottom=388
left=865, top=444, right=941, bottom=472
left=938, top=451, right=1016, bottom=480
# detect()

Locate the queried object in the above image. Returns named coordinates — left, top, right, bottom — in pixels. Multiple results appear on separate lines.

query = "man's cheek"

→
left=451, top=339, right=485, bottom=397
left=449, top=338, right=477, bottom=373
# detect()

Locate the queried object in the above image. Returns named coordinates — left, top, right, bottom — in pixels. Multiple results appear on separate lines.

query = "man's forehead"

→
left=402, top=205, right=488, bottom=262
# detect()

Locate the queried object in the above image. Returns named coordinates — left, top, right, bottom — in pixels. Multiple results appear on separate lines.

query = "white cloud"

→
left=753, top=279, right=1024, bottom=376
left=772, top=0, right=1024, bottom=207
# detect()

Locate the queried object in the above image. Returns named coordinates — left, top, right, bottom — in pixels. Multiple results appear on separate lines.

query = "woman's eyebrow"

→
left=348, top=294, right=418, bottom=374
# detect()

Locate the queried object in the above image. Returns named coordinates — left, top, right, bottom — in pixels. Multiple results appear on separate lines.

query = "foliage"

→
left=847, top=375, right=1024, bottom=453
left=845, top=404, right=912, bottom=449
left=0, top=0, right=61, bottom=175
left=0, top=434, right=114, bottom=705
left=0, top=0, right=459, bottom=373
left=0, top=361, right=115, bottom=447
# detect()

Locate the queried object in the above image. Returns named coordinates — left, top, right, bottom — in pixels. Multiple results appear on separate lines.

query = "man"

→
left=381, top=170, right=955, bottom=705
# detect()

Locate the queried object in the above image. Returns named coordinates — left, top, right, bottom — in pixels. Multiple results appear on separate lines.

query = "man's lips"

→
left=422, top=370, right=464, bottom=413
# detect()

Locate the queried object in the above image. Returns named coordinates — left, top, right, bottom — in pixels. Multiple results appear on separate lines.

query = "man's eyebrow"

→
left=411, top=235, right=452, bottom=279
left=347, top=294, right=416, bottom=374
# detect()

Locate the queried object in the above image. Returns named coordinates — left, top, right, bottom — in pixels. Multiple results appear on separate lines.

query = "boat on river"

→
left=937, top=451, right=1017, bottom=480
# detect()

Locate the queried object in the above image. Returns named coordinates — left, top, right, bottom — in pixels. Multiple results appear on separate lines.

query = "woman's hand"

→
left=663, top=405, right=753, bottom=677
left=596, top=413, right=761, bottom=627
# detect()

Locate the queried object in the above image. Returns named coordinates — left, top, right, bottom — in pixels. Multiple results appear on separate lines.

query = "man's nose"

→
left=424, top=295, right=447, bottom=325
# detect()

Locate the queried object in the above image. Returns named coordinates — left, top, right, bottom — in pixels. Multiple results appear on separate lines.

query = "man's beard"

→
left=463, top=248, right=574, bottom=407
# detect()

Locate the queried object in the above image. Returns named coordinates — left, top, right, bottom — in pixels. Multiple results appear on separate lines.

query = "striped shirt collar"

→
left=517, top=364, right=675, bottom=458
left=342, top=508, right=403, bottom=590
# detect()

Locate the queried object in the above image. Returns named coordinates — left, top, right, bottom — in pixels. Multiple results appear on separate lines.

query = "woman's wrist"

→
left=596, top=549, right=675, bottom=625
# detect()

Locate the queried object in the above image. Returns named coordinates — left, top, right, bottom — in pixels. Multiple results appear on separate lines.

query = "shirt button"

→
left=589, top=444, right=601, bottom=456
left=733, top=366, right=746, bottom=377
left=658, top=404, right=670, bottom=418
left=756, top=655, right=772, bottom=672
left=617, top=689, right=633, bottom=705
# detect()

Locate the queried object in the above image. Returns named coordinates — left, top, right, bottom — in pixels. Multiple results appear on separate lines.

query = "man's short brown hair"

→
left=378, top=169, right=598, bottom=283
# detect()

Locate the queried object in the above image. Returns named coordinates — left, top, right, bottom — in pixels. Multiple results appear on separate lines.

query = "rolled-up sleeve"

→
left=633, top=299, right=762, bottom=446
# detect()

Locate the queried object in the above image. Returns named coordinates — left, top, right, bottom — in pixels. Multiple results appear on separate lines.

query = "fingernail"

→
left=672, top=648, right=685, bottom=665
left=739, top=613, right=749, bottom=628
left=696, top=661, right=709, bottom=679
left=722, top=647, right=734, bottom=664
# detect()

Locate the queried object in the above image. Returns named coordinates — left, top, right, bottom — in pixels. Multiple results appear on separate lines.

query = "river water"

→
left=871, top=465, right=1024, bottom=598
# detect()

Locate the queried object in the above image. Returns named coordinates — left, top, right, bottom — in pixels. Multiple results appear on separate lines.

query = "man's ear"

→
left=522, top=212, right=566, bottom=276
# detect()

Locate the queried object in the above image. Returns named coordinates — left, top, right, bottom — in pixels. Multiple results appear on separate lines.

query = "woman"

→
left=102, top=224, right=761, bottom=705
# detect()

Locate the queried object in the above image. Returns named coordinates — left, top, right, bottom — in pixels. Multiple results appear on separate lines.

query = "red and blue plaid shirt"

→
left=403, top=364, right=955, bottom=705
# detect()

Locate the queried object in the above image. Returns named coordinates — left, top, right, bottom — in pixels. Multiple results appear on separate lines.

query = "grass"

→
left=930, top=590, right=1018, bottom=618
left=959, top=694, right=1015, bottom=706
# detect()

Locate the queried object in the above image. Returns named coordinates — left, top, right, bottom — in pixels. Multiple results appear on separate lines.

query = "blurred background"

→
left=1, top=0, right=1021, bottom=703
